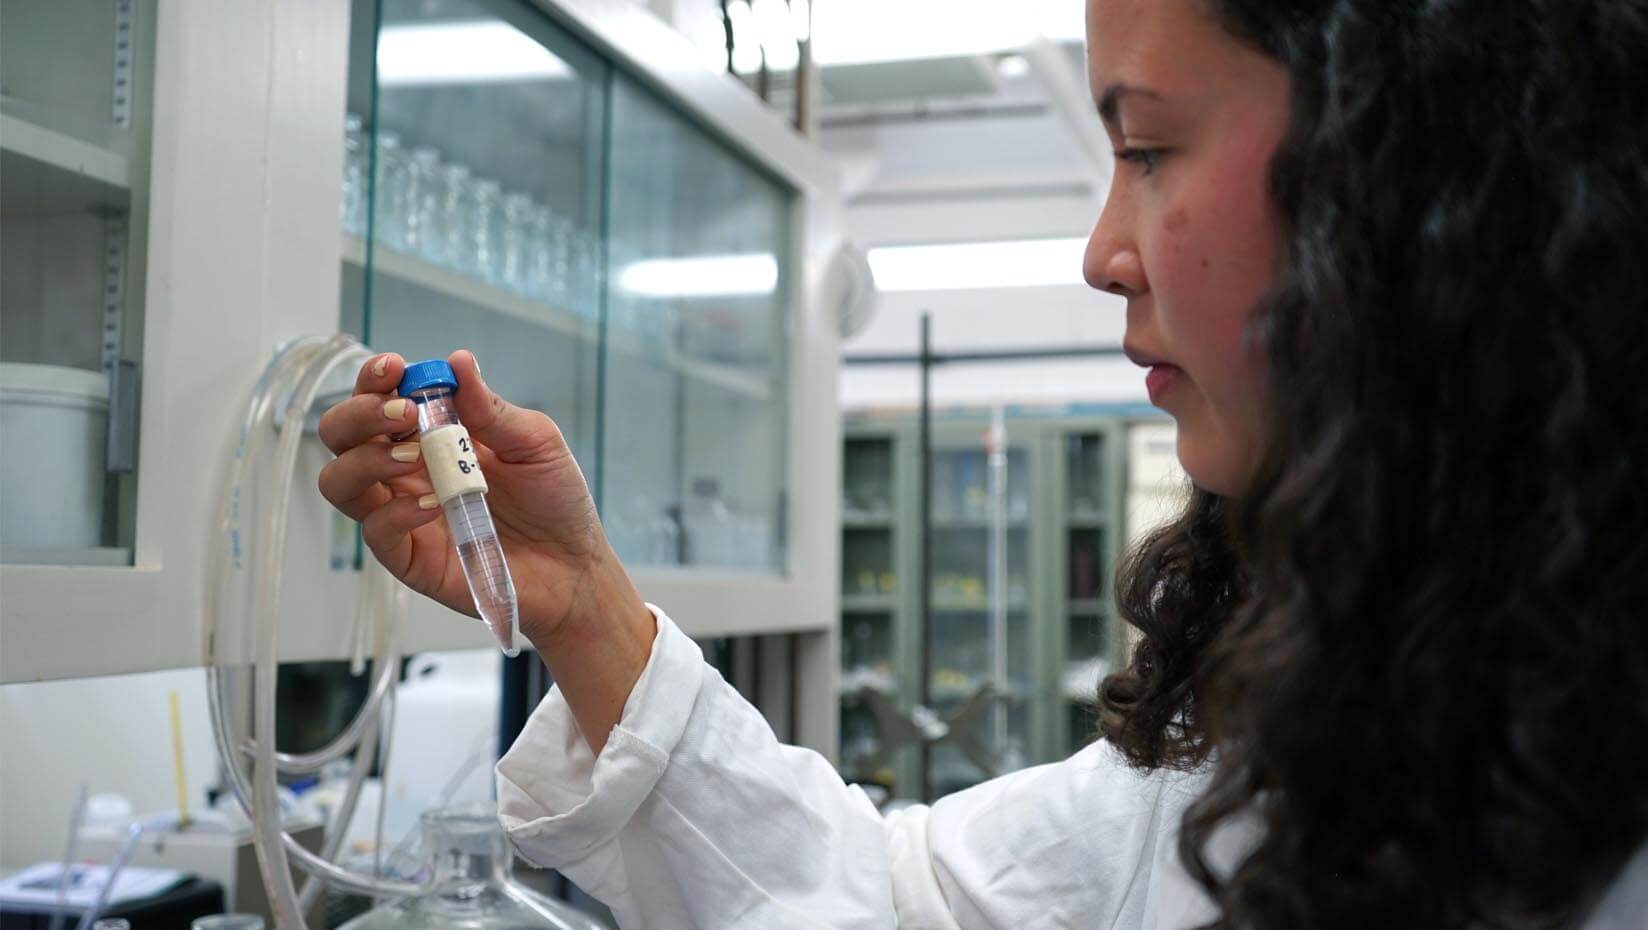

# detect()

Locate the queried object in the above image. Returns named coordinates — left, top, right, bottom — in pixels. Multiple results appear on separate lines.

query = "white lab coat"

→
left=496, top=606, right=1648, bottom=929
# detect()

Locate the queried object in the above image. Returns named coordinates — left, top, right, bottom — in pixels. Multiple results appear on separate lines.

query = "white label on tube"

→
left=421, top=425, right=488, bottom=503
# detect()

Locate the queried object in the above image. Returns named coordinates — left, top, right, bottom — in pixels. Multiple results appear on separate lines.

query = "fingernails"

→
left=418, top=493, right=439, bottom=510
left=371, top=354, right=388, bottom=377
left=390, top=443, right=421, bottom=463
left=383, top=398, right=409, bottom=420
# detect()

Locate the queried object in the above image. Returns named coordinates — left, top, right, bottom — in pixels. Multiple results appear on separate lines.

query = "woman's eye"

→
left=1115, top=147, right=1164, bottom=175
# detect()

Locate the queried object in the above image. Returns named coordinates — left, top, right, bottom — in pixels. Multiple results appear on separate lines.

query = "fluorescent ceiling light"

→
left=867, top=237, right=1088, bottom=291
left=812, top=0, right=1084, bottom=66
left=618, top=253, right=780, bottom=298
left=377, top=21, right=571, bottom=86
left=996, top=53, right=1031, bottom=80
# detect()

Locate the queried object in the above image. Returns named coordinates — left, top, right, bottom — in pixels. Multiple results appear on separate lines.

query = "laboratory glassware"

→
left=342, top=114, right=367, bottom=236
left=568, top=227, right=597, bottom=317
left=500, top=193, right=533, bottom=294
left=469, top=179, right=504, bottom=284
left=191, top=917, right=265, bottom=930
left=336, top=806, right=607, bottom=930
left=433, top=162, right=472, bottom=271
left=375, top=132, right=411, bottom=251
left=398, top=359, right=519, bottom=655
left=524, top=205, right=554, bottom=303
left=405, top=147, right=441, bottom=257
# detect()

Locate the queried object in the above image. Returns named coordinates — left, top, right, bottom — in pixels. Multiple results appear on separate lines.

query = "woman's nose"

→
left=1084, top=201, right=1147, bottom=298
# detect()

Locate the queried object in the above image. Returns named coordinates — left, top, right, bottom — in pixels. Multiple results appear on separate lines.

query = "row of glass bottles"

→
left=341, top=114, right=600, bottom=319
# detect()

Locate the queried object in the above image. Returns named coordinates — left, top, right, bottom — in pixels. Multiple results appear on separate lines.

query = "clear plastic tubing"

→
left=397, top=359, right=520, bottom=656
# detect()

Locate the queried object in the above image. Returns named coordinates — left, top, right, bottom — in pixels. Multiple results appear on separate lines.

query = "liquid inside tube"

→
left=444, top=491, right=520, bottom=656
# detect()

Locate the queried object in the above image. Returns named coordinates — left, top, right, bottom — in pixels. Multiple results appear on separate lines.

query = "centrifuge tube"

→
left=398, top=359, right=520, bottom=656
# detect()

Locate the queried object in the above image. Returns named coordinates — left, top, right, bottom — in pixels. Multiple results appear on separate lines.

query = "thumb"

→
left=447, top=349, right=561, bottom=463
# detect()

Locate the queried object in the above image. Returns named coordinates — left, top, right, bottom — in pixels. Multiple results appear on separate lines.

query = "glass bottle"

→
left=406, top=146, right=442, bottom=259
left=500, top=192, right=534, bottom=294
left=549, top=213, right=575, bottom=309
left=434, top=162, right=472, bottom=272
left=375, top=131, right=411, bottom=252
left=568, top=227, right=598, bottom=319
left=337, top=806, right=608, bottom=930
left=525, top=205, right=555, bottom=304
left=342, top=113, right=367, bottom=237
left=469, top=178, right=504, bottom=284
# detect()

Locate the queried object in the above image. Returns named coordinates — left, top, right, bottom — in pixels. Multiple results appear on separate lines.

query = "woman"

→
left=317, top=0, right=1648, bottom=926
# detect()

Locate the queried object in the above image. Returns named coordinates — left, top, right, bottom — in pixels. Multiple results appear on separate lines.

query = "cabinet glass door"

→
left=603, top=74, right=793, bottom=572
left=342, top=0, right=609, bottom=473
left=927, top=439, right=1033, bottom=797
left=1, top=0, right=155, bottom=564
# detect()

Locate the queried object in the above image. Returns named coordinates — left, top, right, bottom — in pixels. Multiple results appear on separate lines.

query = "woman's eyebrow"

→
left=1096, top=83, right=1165, bottom=127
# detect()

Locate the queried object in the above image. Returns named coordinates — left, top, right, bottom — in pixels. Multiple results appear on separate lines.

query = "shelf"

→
left=342, top=235, right=773, bottom=399
left=0, top=546, right=131, bottom=567
left=929, top=678, right=1031, bottom=702
left=1067, top=598, right=1106, bottom=614
left=931, top=596, right=1028, bottom=613
left=838, top=666, right=899, bottom=697
left=929, top=519, right=1028, bottom=531
left=842, top=512, right=894, bottom=529
left=1066, top=512, right=1108, bottom=529
left=842, top=594, right=897, bottom=612
left=0, top=111, right=130, bottom=216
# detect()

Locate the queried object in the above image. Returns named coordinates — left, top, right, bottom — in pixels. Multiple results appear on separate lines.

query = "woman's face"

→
left=1084, top=0, right=1290, bottom=498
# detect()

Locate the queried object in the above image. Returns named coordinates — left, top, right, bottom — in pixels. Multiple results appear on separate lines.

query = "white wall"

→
left=0, top=668, right=219, bottom=868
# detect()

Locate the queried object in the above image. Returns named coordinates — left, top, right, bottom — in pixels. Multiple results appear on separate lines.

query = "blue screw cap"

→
left=398, top=359, right=458, bottom=397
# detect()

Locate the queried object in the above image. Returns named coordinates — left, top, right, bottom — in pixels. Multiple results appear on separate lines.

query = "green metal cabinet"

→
left=840, top=412, right=1143, bottom=800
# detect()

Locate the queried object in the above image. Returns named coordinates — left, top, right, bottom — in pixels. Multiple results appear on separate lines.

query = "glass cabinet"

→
left=341, top=0, right=609, bottom=470
left=1, top=0, right=154, bottom=565
left=0, top=0, right=839, bottom=693
left=341, top=0, right=794, bottom=574
left=840, top=413, right=1138, bottom=801
left=603, top=74, right=791, bottom=573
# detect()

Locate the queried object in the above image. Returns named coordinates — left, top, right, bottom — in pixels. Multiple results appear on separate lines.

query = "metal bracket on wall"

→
left=106, top=358, right=139, bottom=473
left=99, top=212, right=127, bottom=377
left=112, top=0, right=135, bottom=129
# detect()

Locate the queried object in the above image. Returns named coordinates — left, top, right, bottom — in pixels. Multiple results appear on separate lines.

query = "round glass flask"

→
left=338, top=806, right=608, bottom=930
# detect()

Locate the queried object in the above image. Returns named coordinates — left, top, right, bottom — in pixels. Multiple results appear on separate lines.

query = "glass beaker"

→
left=336, top=806, right=607, bottom=930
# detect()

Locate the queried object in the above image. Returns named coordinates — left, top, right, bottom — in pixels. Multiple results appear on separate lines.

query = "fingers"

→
left=318, top=440, right=431, bottom=521
left=361, top=493, right=444, bottom=578
left=447, top=349, right=564, bottom=463
left=317, top=391, right=420, bottom=455
left=356, top=352, right=405, bottom=396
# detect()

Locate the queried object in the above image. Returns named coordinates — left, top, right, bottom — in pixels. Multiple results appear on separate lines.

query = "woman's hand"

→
left=316, top=349, right=631, bottom=645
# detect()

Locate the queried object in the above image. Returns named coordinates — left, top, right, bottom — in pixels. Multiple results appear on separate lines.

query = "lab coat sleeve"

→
left=496, top=604, right=1212, bottom=930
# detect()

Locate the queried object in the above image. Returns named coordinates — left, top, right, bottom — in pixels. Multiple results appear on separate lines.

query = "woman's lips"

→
left=1145, top=364, right=1182, bottom=404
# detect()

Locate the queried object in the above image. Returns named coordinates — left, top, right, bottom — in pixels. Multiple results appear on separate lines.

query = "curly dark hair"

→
left=1096, top=1, right=1648, bottom=927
